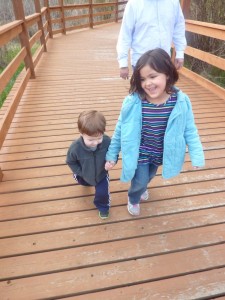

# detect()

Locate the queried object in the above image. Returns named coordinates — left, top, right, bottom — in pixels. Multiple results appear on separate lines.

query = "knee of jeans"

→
left=134, top=177, right=149, bottom=188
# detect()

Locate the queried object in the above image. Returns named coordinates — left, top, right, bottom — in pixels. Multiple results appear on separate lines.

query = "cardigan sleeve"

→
left=184, top=96, right=205, bottom=167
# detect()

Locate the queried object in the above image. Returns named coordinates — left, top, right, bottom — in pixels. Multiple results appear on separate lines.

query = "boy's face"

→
left=81, top=133, right=103, bottom=148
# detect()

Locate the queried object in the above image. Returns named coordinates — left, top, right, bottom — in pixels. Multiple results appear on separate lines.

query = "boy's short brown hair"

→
left=78, top=110, right=106, bottom=136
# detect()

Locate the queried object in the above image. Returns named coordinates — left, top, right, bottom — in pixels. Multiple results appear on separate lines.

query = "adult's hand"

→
left=120, top=67, right=129, bottom=80
left=174, top=58, right=184, bottom=70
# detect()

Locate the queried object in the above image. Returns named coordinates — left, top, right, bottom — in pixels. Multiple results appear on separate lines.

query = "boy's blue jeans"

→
left=74, top=174, right=110, bottom=213
left=128, top=163, right=158, bottom=205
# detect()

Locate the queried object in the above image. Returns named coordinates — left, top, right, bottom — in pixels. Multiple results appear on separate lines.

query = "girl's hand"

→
left=105, top=161, right=116, bottom=171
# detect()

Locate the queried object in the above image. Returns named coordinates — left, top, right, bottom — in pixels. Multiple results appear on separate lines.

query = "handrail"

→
left=0, top=20, right=23, bottom=36
left=0, top=20, right=23, bottom=47
left=185, top=19, right=225, bottom=40
left=0, top=0, right=51, bottom=155
left=0, top=0, right=128, bottom=181
left=48, top=1, right=127, bottom=34
left=180, top=19, right=225, bottom=100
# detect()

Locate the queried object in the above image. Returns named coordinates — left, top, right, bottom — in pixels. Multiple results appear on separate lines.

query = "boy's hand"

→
left=105, top=161, right=116, bottom=171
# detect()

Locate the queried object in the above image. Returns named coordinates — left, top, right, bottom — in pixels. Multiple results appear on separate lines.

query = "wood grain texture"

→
left=0, top=23, right=225, bottom=300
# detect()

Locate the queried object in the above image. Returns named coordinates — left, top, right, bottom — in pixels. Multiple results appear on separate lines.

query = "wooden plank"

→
left=25, top=13, right=40, bottom=28
left=5, top=115, right=225, bottom=129
left=3, top=125, right=225, bottom=141
left=180, top=67, right=225, bottom=100
left=71, top=268, right=225, bottom=299
left=1, top=224, right=225, bottom=280
left=0, top=167, right=225, bottom=194
left=4, top=119, right=223, bottom=138
left=0, top=145, right=224, bottom=166
left=185, top=45, right=225, bottom=71
left=0, top=148, right=224, bottom=175
left=186, top=19, right=225, bottom=40
left=0, top=191, right=225, bottom=238
left=0, top=206, right=224, bottom=257
left=0, top=22, right=225, bottom=300
left=0, top=21, right=23, bottom=47
left=0, top=47, right=27, bottom=94
left=0, top=69, right=31, bottom=148
left=1, top=126, right=224, bottom=146
left=1, top=156, right=224, bottom=181
left=0, top=245, right=225, bottom=299
left=0, top=160, right=225, bottom=202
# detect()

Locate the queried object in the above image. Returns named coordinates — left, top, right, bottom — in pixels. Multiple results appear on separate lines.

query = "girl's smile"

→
left=140, top=65, right=169, bottom=105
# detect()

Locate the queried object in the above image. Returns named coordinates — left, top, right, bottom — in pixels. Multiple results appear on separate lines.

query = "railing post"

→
left=115, top=0, right=119, bottom=23
left=34, top=0, right=47, bottom=52
left=43, top=0, right=53, bottom=38
left=89, top=0, right=93, bottom=29
left=11, top=0, right=35, bottom=79
left=59, top=0, right=66, bottom=34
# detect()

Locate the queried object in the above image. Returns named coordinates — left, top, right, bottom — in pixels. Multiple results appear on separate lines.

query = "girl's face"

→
left=140, top=64, right=169, bottom=104
left=81, top=133, right=103, bottom=148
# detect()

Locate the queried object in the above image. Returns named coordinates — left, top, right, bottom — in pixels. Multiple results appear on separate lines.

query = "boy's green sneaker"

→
left=99, top=210, right=109, bottom=219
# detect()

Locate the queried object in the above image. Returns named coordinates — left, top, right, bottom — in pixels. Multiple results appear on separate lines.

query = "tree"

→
left=185, top=0, right=225, bottom=86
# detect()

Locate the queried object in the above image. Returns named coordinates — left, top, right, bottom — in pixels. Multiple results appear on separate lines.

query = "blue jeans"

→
left=74, top=174, right=110, bottom=213
left=128, top=163, right=158, bottom=205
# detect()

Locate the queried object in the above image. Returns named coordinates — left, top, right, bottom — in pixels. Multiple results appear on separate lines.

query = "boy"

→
left=66, top=110, right=111, bottom=219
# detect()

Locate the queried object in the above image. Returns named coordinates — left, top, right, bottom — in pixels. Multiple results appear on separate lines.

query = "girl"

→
left=105, top=48, right=205, bottom=216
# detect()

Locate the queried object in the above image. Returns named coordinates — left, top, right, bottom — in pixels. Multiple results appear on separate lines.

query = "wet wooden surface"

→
left=0, top=22, right=225, bottom=299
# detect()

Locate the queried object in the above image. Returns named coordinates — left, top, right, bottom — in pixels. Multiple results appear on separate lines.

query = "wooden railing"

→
left=0, top=0, right=128, bottom=180
left=180, top=19, right=225, bottom=100
left=0, top=0, right=127, bottom=146
left=48, top=0, right=128, bottom=34
left=0, top=0, right=224, bottom=181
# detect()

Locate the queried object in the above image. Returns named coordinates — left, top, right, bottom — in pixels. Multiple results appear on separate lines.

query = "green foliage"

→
left=186, top=0, right=225, bottom=88
left=0, top=63, right=25, bottom=108
left=0, top=42, right=40, bottom=108
left=0, top=43, right=22, bottom=107
left=190, top=0, right=225, bottom=25
left=209, top=67, right=225, bottom=87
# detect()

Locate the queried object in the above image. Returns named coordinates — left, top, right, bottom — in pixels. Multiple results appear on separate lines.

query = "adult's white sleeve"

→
left=116, top=3, right=135, bottom=68
left=173, top=3, right=187, bottom=59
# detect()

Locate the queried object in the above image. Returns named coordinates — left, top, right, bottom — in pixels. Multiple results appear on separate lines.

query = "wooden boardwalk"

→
left=0, top=22, right=225, bottom=299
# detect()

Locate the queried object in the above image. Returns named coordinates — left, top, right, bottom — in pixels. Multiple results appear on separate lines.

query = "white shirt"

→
left=117, top=0, right=187, bottom=68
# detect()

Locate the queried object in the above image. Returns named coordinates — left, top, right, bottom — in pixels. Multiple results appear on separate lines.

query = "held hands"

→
left=105, top=161, right=116, bottom=171
left=119, top=67, right=129, bottom=80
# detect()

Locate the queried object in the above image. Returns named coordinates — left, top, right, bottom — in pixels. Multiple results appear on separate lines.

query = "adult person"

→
left=117, top=0, right=187, bottom=79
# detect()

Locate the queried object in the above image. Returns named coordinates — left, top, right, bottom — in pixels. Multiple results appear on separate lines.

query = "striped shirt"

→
left=138, top=93, right=177, bottom=166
